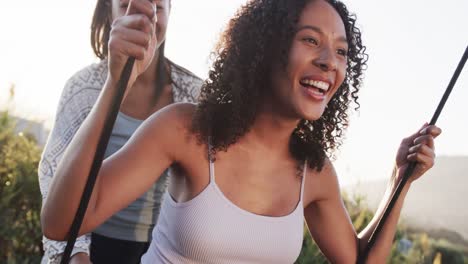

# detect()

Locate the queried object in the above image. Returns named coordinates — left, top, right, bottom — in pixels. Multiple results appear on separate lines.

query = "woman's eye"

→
left=303, top=37, right=318, bottom=45
left=337, top=49, right=348, bottom=57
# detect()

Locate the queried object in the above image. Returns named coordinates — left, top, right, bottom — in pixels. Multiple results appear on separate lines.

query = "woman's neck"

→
left=239, top=103, right=300, bottom=156
left=134, top=50, right=163, bottom=88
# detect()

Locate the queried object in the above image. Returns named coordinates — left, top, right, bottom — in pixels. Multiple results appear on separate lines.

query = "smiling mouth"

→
left=299, top=78, right=330, bottom=96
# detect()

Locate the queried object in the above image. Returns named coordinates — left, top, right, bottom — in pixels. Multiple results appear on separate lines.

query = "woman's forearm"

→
left=41, top=77, right=122, bottom=240
left=357, top=167, right=410, bottom=263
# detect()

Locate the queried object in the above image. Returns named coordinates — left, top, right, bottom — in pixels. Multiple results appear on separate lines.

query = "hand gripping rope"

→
left=357, top=45, right=468, bottom=264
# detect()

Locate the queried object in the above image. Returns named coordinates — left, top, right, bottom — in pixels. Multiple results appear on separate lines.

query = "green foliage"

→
left=296, top=191, right=468, bottom=264
left=0, top=111, right=43, bottom=263
left=295, top=191, right=379, bottom=263
left=404, top=234, right=468, bottom=264
left=295, top=227, right=328, bottom=264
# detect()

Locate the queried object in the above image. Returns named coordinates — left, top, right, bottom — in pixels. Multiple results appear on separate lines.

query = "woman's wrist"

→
left=69, top=252, right=91, bottom=264
left=390, top=167, right=413, bottom=192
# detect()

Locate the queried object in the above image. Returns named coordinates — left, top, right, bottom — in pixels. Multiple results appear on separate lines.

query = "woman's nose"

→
left=313, top=47, right=337, bottom=72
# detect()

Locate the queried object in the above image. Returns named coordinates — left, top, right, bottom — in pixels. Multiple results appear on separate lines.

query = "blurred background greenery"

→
left=0, top=110, right=43, bottom=263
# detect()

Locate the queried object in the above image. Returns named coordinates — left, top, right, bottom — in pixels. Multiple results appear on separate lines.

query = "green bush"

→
left=0, top=111, right=43, bottom=263
left=296, top=192, right=408, bottom=263
left=296, top=192, right=468, bottom=264
left=405, top=234, right=468, bottom=264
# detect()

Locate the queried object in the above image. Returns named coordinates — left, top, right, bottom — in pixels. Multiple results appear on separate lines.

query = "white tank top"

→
left=141, top=158, right=307, bottom=263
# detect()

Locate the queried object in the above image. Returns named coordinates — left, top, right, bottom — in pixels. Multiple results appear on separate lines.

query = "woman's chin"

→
left=301, top=107, right=326, bottom=121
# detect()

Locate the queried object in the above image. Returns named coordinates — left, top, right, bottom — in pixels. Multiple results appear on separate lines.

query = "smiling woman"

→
left=192, top=0, right=367, bottom=171
left=41, top=0, right=441, bottom=263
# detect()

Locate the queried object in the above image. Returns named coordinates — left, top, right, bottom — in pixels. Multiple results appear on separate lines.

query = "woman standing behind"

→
left=42, top=0, right=442, bottom=263
left=39, top=0, right=202, bottom=263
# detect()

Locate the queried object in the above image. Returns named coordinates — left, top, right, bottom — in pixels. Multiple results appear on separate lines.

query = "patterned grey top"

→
left=39, top=59, right=202, bottom=263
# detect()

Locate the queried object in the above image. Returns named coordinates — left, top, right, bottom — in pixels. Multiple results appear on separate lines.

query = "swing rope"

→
left=357, top=45, right=468, bottom=263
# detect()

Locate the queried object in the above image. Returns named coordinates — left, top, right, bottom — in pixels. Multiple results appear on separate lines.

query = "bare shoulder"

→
left=139, top=102, right=200, bottom=159
left=303, top=158, right=342, bottom=207
left=145, top=102, right=196, bottom=133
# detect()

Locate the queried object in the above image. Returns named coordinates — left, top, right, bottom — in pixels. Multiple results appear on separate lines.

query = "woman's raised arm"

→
left=40, top=0, right=175, bottom=240
left=41, top=89, right=190, bottom=240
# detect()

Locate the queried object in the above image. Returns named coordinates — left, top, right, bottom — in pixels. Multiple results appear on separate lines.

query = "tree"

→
left=0, top=111, right=43, bottom=263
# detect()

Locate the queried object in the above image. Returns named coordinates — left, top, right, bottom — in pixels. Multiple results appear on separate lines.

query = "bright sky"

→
left=1, top=0, right=467, bottom=185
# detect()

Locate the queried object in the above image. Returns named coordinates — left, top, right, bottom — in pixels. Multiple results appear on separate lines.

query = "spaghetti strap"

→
left=209, top=159, right=215, bottom=183
left=300, top=159, right=307, bottom=202
left=208, top=142, right=215, bottom=183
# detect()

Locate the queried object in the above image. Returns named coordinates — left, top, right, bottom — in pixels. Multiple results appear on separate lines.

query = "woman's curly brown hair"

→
left=192, top=0, right=368, bottom=171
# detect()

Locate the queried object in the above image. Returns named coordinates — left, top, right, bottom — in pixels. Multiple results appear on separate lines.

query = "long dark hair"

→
left=90, top=0, right=169, bottom=99
left=192, top=0, right=368, bottom=171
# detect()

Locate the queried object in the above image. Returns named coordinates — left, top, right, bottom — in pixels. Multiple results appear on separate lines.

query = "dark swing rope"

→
left=60, top=43, right=167, bottom=264
left=357, top=45, right=468, bottom=264
left=59, top=57, right=134, bottom=264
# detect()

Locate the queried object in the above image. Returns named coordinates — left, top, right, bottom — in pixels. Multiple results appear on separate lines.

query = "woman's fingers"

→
left=109, top=25, right=151, bottom=60
left=403, top=125, right=440, bottom=146
left=112, top=26, right=152, bottom=49
left=404, top=124, right=441, bottom=143
left=413, top=126, right=442, bottom=148
left=408, top=144, right=435, bottom=158
left=413, top=135, right=435, bottom=149
left=111, top=0, right=157, bottom=48
left=126, top=0, right=157, bottom=20
left=110, top=4, right=156, bottom=61
left=407, top=143, right=436, bottom=174
left=407, top=151, right=435, bottom=170
left=107, top=0, right=158, bottom=86
left=405, top=125, right=442, bottom=177
left=419, top=125, right=442, bottom=138
left=395, top=125, right=441, bottom=181
left=113, top=14, right=154, bottom=36
left=109, top=37, right=147, bottom=60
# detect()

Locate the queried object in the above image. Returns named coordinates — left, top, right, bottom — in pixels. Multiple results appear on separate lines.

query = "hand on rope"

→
left=56, top=2, right=161, bottom=263
left=395, top=123, right=442, bottom=183
left=358, top=46, right=467, bottom=264
left=108, top=0, right=159, bottom=96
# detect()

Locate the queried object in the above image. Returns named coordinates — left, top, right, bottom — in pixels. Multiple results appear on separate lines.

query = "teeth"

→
left=301, top=79, right=330, bottom=91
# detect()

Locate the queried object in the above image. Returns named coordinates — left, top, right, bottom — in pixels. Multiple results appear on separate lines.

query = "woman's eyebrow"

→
left=297, top=25, right=348, bottom=44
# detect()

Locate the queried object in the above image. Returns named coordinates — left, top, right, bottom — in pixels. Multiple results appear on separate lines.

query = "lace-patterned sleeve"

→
left=168, top=59, right=204, bottom=103
left=39, top=62, right=107, bottom=263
